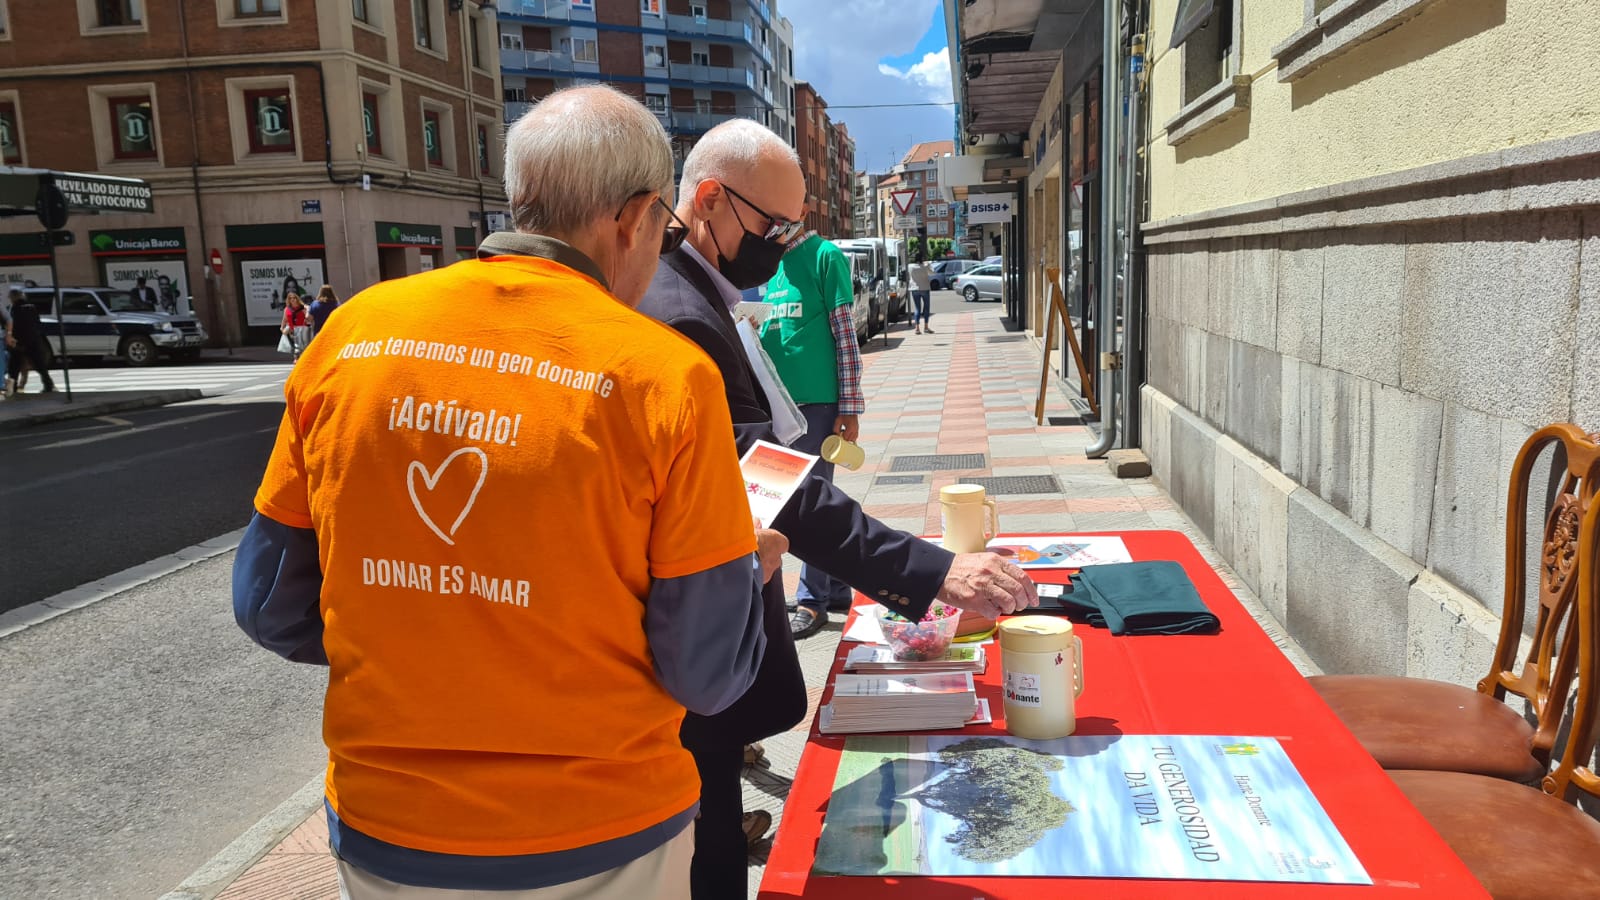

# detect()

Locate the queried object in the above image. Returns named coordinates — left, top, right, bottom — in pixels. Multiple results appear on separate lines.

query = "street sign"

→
left=36, top=230, right=74, bottom=247
left=967, top=194, right=1015, bottom=225
left=890, top=189, right=920, bottom=231
left=301, top=199, right=322, bottom=215
left=209, top=248, right=223, bottom=275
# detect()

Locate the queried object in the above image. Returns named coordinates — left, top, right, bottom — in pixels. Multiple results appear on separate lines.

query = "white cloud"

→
left=877, top=48, right=953, bottom=104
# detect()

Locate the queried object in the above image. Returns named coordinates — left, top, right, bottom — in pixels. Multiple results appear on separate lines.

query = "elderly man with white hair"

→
left=639, top=118, right=1039, bottom=900
left=232, top=85, right=783, bottom=899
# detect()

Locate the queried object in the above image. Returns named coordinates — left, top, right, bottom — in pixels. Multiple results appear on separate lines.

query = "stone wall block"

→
left=1183, top=325, right=1206, bottom=414
left=1178, top=243, right=1211, bottom=329
left=1203, top=331, right=1230, bottom=427
left=1226, top=339, right=1283, bottom=467
left=1207, top=238, right=1239, bottom=336
left=1405, top=571, right=1514, bottom=686
left=1170, top=411, right=1218, bottom=540
left=1234, top=236, right=1280, bottom=349
left=1426, top=403, right=1516, bottom=609
left=1276, top=232, right=1325, bottom=365
left=1366, top=384, right=1445, bottom=562
left=1573, top=216, right=1600, bottom=429
left=1321, top=227, right=1407, bottom=386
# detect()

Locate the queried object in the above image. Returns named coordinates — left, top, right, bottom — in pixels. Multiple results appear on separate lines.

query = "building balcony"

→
left=671, top=111, right=738, bottom=134
left=497, top=0, right=594, bottom=22
left=501, top=47, right=598, bottom=75
left=504, top=100, right=534, bottom=122
left=668, top=61, right=757, bottom=91
left=665, top=12, right=751, bottom=42
left=745, top=0, right=770, bottom=25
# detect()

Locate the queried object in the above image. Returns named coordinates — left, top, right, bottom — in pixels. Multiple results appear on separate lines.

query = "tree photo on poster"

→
left=242, top=259, right=324, bottom=326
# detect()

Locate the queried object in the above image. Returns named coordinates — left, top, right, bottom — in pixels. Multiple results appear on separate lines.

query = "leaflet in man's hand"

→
left=740, top=440, right=819, bottom=525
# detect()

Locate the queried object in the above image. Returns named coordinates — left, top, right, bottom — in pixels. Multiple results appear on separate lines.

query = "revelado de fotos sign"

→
left=53, top=175, right=155, bottom=214
left=966, top=195, right=1015, bottom=225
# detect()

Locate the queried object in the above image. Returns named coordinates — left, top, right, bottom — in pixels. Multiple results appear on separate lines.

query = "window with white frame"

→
left=0, top=1, right=10, bottom=39
left=78, top=0, right=144, bottom=32
left=644, top=44, right=666, bottom=68
left=644, top=93, right=667, bottom=113
left=691, top=49, right=710, bottom=66
left=225, top=77, right=300, bottom=162
left=418, top=100, right=457, bottom=173
left=353, top=0, right=370, bottom=25
left=694, top=97, right=711, bottom=114
left=216, top=0, right=284, bottom=27
left=690, top=3, right=706, bottom=22
left=469, top=14, right=488, bottom=70
left=0, top=97, right=23, bottom=165
left=566, top=37, right=597, bottom=63
left=504, top=86, right=527, bottom=102
left=641, top=0, right=662, bottom=16
left=234, top=0, right=281, bottom=17
left=412, top=0, right=439, bottom=52
left=501, top=31, right=522, bottom=51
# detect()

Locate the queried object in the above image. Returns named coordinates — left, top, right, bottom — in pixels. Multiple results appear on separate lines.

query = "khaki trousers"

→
left=336, top=826, right=693, bottom=900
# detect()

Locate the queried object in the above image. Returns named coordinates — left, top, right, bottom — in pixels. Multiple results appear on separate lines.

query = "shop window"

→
left=0, top=100, right=22, bottom=165
left=362, top=91, right=382, bottom=156
left=245, top=88, right=295, bottom=154
left=109, top=94, right=157, bottom=160
left=234, top=0, right=280, bottom=16
left=424, top=110, right=444, bottom=167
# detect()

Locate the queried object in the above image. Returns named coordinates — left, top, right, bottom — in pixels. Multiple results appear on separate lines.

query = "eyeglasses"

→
left=616, top=191, right=690, bottom=255
left=719, top=182, right=806, bottom=247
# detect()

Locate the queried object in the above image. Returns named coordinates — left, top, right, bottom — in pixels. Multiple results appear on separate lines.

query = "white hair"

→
left=503, top=85, right=675, bottom=235
left=679, top=118, right=800, bottom=203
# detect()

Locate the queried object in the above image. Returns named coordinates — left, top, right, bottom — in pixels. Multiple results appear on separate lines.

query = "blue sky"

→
left=782, top=0, right=955, bottom=174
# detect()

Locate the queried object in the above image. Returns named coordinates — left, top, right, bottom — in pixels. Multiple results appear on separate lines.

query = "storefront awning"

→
left=954, top=0, right=1101, bottom=138
left=0, top=167, right=154, bottom=217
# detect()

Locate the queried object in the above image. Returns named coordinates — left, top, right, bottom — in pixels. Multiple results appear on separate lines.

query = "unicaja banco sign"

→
left=376, top=221, right=443, bottom=248
left=91, top=233, right=180, bottom=253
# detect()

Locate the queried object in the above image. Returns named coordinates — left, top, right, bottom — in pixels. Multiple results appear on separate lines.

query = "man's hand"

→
left=834, top=414, right=860, bottom=443
left=754, top=518, right=788, bottom=585
left=935, top=553, right=1039, bottom=619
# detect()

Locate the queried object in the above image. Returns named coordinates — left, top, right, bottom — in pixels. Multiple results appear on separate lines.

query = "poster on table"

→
left=103, top=258, right=193, bottom=315
left=1, top=264, right=52, bottom=289
left=814, top=734, right=1370, bottom=885
left=241, top=258, right=323, bottom=327
left=973, top=534, right=1133, bottom=568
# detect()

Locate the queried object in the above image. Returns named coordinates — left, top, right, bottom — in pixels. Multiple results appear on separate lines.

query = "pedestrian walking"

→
left=637, top=118, right=1039, bottom=900
left=234, top=84, right=775, bottom=900
left=307, top=284, right=340, bottom=338
left=759, top=229, right=867, bottom=638
left=278, top=292, right=310, bottom=361
left=132, top=275, right=160, bottom=310
left=907, top=256, right=934, bottom=334
left=6, top=287, right=55, bottom=394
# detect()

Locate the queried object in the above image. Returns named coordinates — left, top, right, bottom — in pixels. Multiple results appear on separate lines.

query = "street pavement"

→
left=171, top=293, right=1315, bottom=899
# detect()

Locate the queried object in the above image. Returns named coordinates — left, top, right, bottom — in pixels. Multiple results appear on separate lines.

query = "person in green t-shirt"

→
left=760, top=232, right=866, bottom=638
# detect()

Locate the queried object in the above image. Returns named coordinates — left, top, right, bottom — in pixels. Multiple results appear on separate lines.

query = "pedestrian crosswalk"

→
left=22, top=363, right=292, bottom=397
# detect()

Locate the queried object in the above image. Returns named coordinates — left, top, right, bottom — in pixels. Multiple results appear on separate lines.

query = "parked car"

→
left=20, top=286, right=208, bottom=366
left=952, top=264, right=1004, bottom=302
left=831, top=239, right=892, bottom=342
left=929, top=258, right=982, bottom=291
left=983, top=255, right=1003, bottom=267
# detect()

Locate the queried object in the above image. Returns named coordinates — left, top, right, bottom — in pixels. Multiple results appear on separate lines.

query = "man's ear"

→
left=693, top=179, right=723, bottom=219
left=616, top=191, right=657, bottom=252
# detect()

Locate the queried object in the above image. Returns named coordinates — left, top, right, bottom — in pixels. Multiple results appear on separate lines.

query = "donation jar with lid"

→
left=999, top=616, right=1085, bottom=740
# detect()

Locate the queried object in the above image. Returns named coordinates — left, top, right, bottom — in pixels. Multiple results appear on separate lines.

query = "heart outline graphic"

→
left=407, top=446, right=488, bottom=546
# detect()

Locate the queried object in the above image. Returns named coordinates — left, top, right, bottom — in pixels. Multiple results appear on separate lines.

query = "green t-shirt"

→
left=760, top=235, right=854, bottom=404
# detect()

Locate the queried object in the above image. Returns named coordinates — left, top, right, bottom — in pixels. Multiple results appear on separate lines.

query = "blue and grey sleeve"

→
left=645, top=555, right=765, bottom=716
left=232, top=512, right=328, bottom=666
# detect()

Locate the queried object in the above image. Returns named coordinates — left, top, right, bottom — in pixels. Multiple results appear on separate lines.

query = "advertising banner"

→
left=966, top=195, right=1016, bottom=225
left=102, top=258, right=193, bottom=315
left=241, top=258, right=324, bottom=327
left=1, top=264, right=52, bottom=289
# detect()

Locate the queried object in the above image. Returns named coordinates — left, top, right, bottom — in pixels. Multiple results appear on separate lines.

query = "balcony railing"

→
left=497, top=0, right=594, bottom=21
left=664, top=12, right=745, bottom=39
left=501, top=47, right=597, bottom=73
left=667, top=61, right=755, bottom=90
left=671, top=111, right=738, bottom=133
left=504, top=101, right=534, bottom=122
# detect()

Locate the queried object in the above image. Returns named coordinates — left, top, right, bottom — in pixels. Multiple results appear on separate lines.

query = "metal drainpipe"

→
left=1121, top=31, right=1146, bottom=450
left=1086, top=0, right=1123, bottom=458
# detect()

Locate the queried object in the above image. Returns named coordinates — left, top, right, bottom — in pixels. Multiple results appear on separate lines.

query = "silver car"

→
left=21, top=286, right=208, bottom=366
left=952, top=264, right=1003, bottom=302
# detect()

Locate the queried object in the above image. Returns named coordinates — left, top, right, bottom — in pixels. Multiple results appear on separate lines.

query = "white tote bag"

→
left=736, top=318, right=807, bottom=446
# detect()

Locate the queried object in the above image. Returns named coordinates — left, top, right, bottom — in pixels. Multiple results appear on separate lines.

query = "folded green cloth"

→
left=1072, top=561, right=1220, bottom=635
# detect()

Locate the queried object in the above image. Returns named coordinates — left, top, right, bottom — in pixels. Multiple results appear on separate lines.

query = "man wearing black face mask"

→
left=638, top=120, right=1038, bottom=900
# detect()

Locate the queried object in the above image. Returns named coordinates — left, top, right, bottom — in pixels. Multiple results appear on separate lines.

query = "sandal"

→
left=788, top=606, right=826, bottom=639
left=743, top=742, right=769, bottom=769
left=743, top=810, right=773, bottom=848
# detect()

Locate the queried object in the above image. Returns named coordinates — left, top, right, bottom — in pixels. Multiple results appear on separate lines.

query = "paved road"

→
left=0, top=395, right=285, bottom=613
left=0, top=553, right=329, bottom=900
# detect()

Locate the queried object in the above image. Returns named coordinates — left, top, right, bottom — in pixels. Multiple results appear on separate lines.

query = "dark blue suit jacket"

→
left=639, top=248, right=954, bottom=748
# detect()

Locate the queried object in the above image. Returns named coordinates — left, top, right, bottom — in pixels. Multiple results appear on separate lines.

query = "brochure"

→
left=740, top=440, right=819, bottom=526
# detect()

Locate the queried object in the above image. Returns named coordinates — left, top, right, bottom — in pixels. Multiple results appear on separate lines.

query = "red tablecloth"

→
left=758, top=530, right=1488, bottom=898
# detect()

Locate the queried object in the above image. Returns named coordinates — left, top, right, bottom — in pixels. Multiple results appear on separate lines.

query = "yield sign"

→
left=891, top=189, right=919, bottom=217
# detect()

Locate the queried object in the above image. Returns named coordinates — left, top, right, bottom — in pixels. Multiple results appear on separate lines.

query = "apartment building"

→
left=793, top=80, right=853, bottom=238
left=878, top=140, right=955, bottom=245
left=852, top=170, right=876, bottom=237
left=0, top=0, right=506, bottom=346
left=496, top=0, right=791, bottom=165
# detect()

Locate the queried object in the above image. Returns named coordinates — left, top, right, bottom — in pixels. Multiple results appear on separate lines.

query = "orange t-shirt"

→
left=254, top=255, right=756, bottom=856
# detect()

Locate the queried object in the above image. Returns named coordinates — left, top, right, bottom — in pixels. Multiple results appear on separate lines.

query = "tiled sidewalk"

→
left=204, top=307, right=1313, bottom=899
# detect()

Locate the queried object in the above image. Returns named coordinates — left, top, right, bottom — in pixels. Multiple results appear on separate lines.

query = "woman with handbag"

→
left=279, top=292, right=311, bottom=362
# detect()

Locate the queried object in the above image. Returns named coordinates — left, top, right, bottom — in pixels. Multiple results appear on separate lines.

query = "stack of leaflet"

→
left=819, top=672, right=980, bottom=734
left=843, top=644, right=987, bottom=674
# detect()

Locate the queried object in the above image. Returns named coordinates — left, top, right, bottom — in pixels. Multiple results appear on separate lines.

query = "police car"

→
left=19, top=286, right=208, bottom=367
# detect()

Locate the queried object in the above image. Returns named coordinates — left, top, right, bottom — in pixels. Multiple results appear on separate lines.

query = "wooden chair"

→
left=1387, top=487, right=1600, bottom=899
left=1310, top=424, right=1600, bottom=782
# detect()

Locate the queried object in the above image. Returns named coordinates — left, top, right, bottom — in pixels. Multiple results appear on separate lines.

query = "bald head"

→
left=504, top=85, right=674, bottom=236
left=679, top=119, right=803, bottom=216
